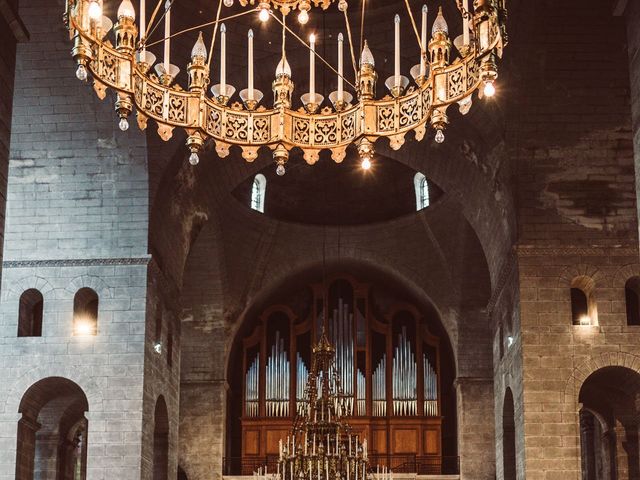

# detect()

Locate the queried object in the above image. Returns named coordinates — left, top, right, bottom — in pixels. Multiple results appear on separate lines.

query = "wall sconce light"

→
left=579, top=315, right=592, bottom=326
left=507, top=336, right=514, bottom=348
left=153, top=341, right=163, bottom=354
left=73, top=318, right=96, bottom=336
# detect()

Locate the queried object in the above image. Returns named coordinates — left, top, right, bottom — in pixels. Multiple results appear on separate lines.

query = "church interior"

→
left=0, top=0, right=639, bottom=479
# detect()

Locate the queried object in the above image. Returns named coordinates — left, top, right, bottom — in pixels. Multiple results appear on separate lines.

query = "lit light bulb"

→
left=76, top=64, right=87, bottom=81
left=119, top=117, right=129, bottom=131
left=298, top=9, right=309, bottom=24
left=223, top=0, right=234, bottom=6
left=435, top=129, right=445, bottom=144
left=361, top=157, right=371, bottom=170
left=276, top=163, right=286, bottom=176
left=259, top=7, right=270, bottom=22
left=88, top=0, right=102, bottom=20
left=189, top=152, right=200, bottom=165
left=483, top=80, right=496, bottom=97
left=153, top=342, right=163, bottom=354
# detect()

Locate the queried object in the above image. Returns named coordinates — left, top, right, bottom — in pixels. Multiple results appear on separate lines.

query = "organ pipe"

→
left=423, top=354, right=438, bottom=416
left=245, top=355, right=260, bottom=417
left=329, top=298, right=354, bottom=415
left=266, top=331, right=290, bottom=417
left=372, top=355, right=386, bottom=416
left=356, top=369, right=366, bottom=415
left=392, top=327, right=417, bottom=416
left=297, top=354, right=310, bottom=415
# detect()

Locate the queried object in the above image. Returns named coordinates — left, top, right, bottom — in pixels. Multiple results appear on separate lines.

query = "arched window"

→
left=251, top=174, right=267, bottom=213
left=73, top=288, right=98, bottom=336
left=502, top=388, right=516, bottom=480
left=414, top=172, right=430, bottom=210
left=153, top=396, right=169, bottom=480
left=625, top=277, right=640, bottom=326
left=18, top=289, right=43, bottom=337
left=570, top=276, right=597, bottom=326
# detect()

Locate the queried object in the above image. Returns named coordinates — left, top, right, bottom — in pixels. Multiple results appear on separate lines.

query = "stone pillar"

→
left=579, top=410, right=595, bottom=480
left=15, top=416, right=40, bottom=480
left=455, top=377, right=496, bottom=480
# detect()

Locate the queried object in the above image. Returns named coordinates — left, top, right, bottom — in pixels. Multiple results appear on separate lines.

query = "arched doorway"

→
left=153, top=396, right=169, bottom=480
left=16, top=377, right=89, bottom=480
left=579, top=366, right=640, bottom=479
left=226, top=271, right=458, bottom=475
left=502, top=388, right=516, bottom=480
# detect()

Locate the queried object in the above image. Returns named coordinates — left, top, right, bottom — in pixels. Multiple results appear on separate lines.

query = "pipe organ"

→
left=240, top=275, right=443, bottom=474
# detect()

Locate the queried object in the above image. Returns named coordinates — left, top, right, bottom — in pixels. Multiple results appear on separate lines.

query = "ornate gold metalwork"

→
left=239, top=0, right=335, bottom=16
left=66, top=0, right=507, bottom=165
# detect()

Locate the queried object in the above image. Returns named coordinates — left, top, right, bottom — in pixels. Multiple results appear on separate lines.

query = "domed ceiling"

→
left=232, top=151, right=443, bottom=225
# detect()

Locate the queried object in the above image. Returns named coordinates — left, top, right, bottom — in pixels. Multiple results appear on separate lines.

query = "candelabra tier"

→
left=65, top=0, right=507, bottom=170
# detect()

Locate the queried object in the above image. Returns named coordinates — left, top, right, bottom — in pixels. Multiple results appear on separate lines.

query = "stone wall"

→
left=0, top=0, right=154, bottom=478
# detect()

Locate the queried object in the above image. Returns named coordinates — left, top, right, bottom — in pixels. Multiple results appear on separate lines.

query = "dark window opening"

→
left=18, top=289, right=44, bottom=337
left=571, top=288, right=589, bottom=326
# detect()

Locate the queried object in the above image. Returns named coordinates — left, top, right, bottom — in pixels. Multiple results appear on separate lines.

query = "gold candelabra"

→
left=65, top=0, right=507, bottom=173
left=265, top=331, right=377, bottom=480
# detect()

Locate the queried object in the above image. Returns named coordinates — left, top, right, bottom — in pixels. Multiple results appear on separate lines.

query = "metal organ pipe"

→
left=392, top=327, right=417, bottom=416
left=245, top=356, right=259, bottom=417
left=297, top=354, right=309, bottom=415
left=423, top=355, right=438, bottom=416
left=372, top=355, right=386, bottom=416
left=330, top=297, right=355, bottom=415
left=266, top=331, right=290, bottom=417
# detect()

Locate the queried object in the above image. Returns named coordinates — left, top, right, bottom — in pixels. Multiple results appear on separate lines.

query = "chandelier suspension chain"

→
left=270, top=11, right=357, bottom=90
left=403, top=0, right=423, bottom=53
left=143, top=0, right=174, bottom=48
left=341, top=8, right=358, bottom=80
left=206, top=0, right=225, bottom=70
left=143, top=9, right=257, bottom=49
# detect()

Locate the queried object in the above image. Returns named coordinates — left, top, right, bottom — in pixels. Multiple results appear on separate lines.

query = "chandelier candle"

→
left=310, top=34, right=316, bottom=102
left=163, top=0, right=170, bottom=73
left=420, top=5, right=427, bottom=77
left=463, top=0, right=470, bottom=46
left=394, top=15, right=400, bottom=87
left=248, top=29, right=254, bottom=101
left=337, top=33, right=344, bottom=102
left=220, top=23, right=227, bottom=97
left=139, top=0, right=145, bottom=52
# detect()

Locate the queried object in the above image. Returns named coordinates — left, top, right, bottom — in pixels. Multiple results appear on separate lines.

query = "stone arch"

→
left=2, top=275, right=54, bottom=301
left=2, top=365, right=104, bottom=416
left=563, top=352, right=640, bottom=405
left=612, top=263, right=640, bottom=289
left=15, top=377, right=89, bottom=480
left=65, top=275, right=112, bottom=299
left=557, top=264, right=604, bottom=288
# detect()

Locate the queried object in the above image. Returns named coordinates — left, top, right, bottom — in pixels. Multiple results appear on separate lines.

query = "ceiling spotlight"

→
left=361, top=156, right=372, bottom=170
left=483, top=80, right=496, bottom=97
left=223, top=0, right=234, bottom=6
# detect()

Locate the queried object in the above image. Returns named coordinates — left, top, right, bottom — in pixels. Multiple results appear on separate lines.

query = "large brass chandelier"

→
left=65, top=0, right=507, bottom=174
left=262, top=331, right=377, bottom=480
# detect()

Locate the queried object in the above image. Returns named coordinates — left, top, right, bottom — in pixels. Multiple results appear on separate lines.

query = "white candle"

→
left=309, top=34, right=316, bottom=99
left=338, top=33, right=344, bottom=102
left=163, top=0, right=170, bottom=72
left=394, top=14, right=400, bottom=86
left=463, top=0, right=470, bottom=46
left=140, top=0, right=146, bottom=52
left=248, top=29, right=254, bottom=100
left=420, top=5, right=427, bottom=77
left=220, top=23, right=227, bottom=94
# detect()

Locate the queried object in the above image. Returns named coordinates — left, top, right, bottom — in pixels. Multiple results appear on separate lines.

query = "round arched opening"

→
left=502, top=388, right=516, bottom=480
left=154, top=396, right=170, bottom=480
left=579, top=366, right=640, bottom=479
left=226, top=267, right=457, bottom=475
left=16, top=377, right=89, bottom=480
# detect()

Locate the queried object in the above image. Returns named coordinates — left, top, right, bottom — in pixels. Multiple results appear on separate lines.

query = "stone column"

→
left=455, top=377, right=496, bottom=480
left=579, top=410, right=595, bottom=480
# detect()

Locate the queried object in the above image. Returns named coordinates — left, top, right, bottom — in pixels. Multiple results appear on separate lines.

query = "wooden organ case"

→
left=241, top=276, right=443, bottom=473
